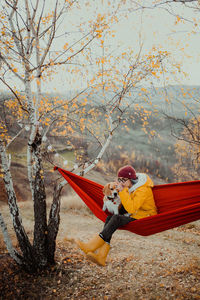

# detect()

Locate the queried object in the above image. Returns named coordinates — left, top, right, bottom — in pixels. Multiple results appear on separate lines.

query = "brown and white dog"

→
left=102, top=182, right=121, bottom=215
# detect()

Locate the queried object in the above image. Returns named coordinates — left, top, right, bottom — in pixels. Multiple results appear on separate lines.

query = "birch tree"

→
left=0, top=0, right=171, bottom=272
left=0, top=0, right=121, bottom=272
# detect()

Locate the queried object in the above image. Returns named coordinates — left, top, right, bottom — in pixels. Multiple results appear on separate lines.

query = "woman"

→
left=76, top=165, right=157, bottom=266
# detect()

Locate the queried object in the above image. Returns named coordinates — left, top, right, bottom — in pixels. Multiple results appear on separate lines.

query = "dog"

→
left=102, top=182, right=122, bottom=215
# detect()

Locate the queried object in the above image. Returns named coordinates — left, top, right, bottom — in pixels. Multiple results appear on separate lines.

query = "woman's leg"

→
left=86, top=215, right=135, bottom=266
left=99, top=215, right=135, bottom=243
left=76, top=216, right=113, bottom=255
left=103, top=215, right=112, bottom=228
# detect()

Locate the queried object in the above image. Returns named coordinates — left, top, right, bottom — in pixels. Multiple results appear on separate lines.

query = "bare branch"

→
left=39, top=87, right=90, bottom=119
left=7, top=0, right=25, bottom=56
left=0, top=53, right=24, bottom=82
left=30, top=31, right=95, bottom=73
left=0, top=77, right=29, bottom=113
left=6, top=127, right=25, bottom=150
left=39, top=1, right=58, bottom=67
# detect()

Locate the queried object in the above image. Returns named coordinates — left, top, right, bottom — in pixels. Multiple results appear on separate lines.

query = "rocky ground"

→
left=0, top=196, right=200, bottom=300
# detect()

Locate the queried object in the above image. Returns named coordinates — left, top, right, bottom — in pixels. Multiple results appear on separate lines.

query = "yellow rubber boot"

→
left=86, top=243, right=110, bottom=266
left=76, top=235, right=105, bottom=254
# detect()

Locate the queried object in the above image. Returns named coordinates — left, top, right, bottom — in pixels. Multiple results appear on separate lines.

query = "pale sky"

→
left=0, top=0, right=200, bottom=94
left=44, top=0, right=200, bottom=93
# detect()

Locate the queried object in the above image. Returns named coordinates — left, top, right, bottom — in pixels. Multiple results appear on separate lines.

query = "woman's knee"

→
left=110, top=214, right=121, bottom=223
left=105, top=215, right=112, bottom=222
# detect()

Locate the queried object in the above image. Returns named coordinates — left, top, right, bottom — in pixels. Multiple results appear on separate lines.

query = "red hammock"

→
left=54, top=166, right=200, bottom=236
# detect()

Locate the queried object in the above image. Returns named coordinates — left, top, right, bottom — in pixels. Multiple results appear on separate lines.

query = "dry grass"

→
left=0, top=193, right=91, bottom=252
left=0, top=230, right=200, bottom=300
left=1, top=201, right=200, bottom=299
left=1, top=193, right=200, bottom=300
left=59, top=194, right=91, bottom=215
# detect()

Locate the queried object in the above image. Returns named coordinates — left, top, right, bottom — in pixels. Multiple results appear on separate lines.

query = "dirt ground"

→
left=0, top=194, right=200, bottom=300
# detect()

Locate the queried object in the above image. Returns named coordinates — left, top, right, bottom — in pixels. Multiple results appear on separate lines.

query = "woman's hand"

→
left=116, top=182, right=124, bottom=192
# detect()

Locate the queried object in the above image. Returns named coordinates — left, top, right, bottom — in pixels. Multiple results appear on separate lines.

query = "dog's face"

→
left=103, top=182, right=119, bottom=200
left=102, top=182, right=121, bottom=214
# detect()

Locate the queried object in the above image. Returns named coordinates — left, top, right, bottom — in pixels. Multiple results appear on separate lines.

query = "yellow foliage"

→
left=36, top=79, right=41, bottom=85
left=175, top=16, right=181, bottom=24
left=72, top=103, right=78, bottom=108
left=151, top=71, right=157, bottom=76
left=141, top=88, right=147, bottom=93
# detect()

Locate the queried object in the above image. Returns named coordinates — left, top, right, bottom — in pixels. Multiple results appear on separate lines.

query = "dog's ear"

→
left=103, top=183, right=109, bottom=195
left=103, top=183, right=112, bottom=195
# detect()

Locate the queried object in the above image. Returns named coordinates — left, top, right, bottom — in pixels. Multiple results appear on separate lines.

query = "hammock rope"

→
left=55, top=166, right=200, bottom=236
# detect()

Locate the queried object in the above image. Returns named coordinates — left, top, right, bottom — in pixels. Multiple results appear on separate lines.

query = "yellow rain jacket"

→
left=119, top=173, right=157, bottom=219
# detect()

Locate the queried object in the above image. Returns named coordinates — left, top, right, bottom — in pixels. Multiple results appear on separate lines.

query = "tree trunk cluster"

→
left=0, top=131, right=62, bottom=273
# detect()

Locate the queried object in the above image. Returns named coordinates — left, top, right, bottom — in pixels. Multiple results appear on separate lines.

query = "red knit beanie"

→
left=117, top=165, right=137, bottom=180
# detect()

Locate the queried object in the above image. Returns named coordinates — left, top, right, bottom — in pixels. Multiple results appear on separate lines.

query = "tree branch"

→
left=0, top=77, right=29, bottom=114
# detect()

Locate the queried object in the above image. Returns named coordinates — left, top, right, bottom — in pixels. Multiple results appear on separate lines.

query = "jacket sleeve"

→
left=119, top=187, right=146, bottom=215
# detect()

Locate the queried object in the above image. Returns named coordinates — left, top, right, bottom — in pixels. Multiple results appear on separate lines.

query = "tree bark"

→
left=31, top=130, right=48, bottom=268
left=47, top=182, right=63, bottom=264
left=0, top=138, right=36, bottom=272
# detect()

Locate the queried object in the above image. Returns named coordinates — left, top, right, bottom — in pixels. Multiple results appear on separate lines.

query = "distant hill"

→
left=0, top=85, right=199, bottom=182
left=1, top=84, right=199, bottom=117
left=80, top=84, right=200, bottom=119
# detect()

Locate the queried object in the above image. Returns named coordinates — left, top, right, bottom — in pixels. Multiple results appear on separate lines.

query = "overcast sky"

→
left=0, top=1, right=199, bottom=94
left=45, top=0, right=200, bottom=93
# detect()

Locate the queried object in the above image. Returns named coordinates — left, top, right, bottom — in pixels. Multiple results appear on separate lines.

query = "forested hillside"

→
left=1, top=84, right=199, bottom=183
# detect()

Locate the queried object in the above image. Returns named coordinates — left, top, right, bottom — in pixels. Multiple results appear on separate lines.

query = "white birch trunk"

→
left=24, top=70, right=37, bottom=199
left=0, top=212, right=23, bottom=265
left=0, top=138, right=34, bottom=264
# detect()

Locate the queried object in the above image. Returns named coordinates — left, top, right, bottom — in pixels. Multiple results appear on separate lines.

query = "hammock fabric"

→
left=54, top=166, right=200, bottom=236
